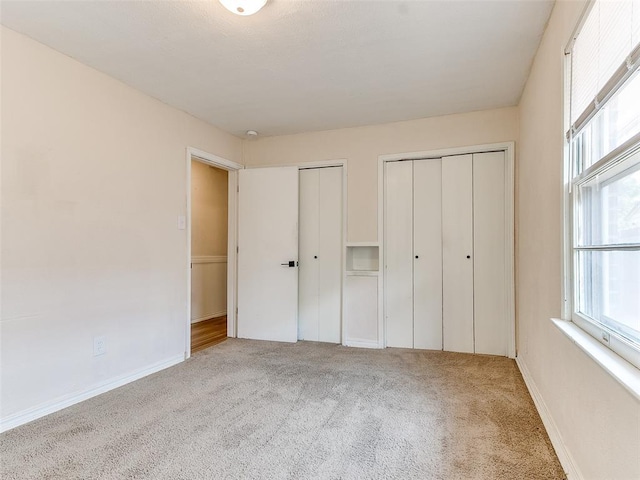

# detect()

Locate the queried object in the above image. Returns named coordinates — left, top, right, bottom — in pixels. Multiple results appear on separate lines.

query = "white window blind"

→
left=570, top=0, right=640, bottom=132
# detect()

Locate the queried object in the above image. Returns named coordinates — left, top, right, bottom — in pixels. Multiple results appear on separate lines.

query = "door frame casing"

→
left=246, top=160, right=348, bottom=345
left=378, top=142, right=516, bottom=358
left=186, top=147, right=243, bottom=359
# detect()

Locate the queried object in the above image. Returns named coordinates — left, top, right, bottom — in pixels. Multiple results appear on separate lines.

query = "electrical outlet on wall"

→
left=93, top=336, right=107, bottom=356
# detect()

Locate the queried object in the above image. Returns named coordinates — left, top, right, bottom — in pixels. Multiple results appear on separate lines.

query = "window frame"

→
left=568, top=137, right=640, bottom=370
left=563, top=0, right=640, bottom=371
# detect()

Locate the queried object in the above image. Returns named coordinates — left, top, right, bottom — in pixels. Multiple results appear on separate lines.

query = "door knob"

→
left=415, top=255, right=419, bottom=259
left=281, top=261, right=297, bottom=267
left=314, top=255, right=318, bottom=259
left=466, top=255, right=471, bottom=259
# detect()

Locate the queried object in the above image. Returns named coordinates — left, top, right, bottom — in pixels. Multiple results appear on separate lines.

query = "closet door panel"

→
left=473, top=152, right=507, bottom=356
left=298, top=169, right=320, bottom=341
left=384, top=161, right=414, bottom=348
left=413, top=159, right=443, bottom=350
left=442, top=155, right=474, bottom=353
left=318, top=167, right=343, bottom=343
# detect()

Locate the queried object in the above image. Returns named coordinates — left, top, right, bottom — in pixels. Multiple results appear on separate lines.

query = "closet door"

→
left=298, top=167, right=343, bottom=343
left=298, top=169, right=320, bottom=340
left=318, top=167, right=343, bottom=343
left=473, top=152, right=507, bottom=355
left=413, top=159, right=443, bottom=350
left=385, top=161, right=414, bottom=348
left=442, top=155, right=474, bottom=353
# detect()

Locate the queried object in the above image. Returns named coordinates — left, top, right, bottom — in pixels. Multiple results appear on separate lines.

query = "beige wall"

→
left=517, top=2, right=640, bottom=479
left=244, top=107, right=518, bottom=242
left=0, top=26, right=242, bottom=422
left=191, top=161, right=228, bottom=256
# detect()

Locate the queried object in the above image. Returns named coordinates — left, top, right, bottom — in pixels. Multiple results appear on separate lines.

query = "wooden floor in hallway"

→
left=191, top=315, right=227, bottom=353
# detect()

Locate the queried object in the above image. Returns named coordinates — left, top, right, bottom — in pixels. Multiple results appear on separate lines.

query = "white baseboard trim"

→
left=191, top=311, right=227, bottom=324
left=344, top=339, right=382, bottom=349
left=0, top=354, right=184, bottom=433
left=516, top=356, right=583, bottom=480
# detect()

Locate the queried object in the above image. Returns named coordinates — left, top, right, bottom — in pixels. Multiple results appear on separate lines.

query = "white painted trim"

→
left=377, top=157, right=385, bottom=348
left=562, top=35, right=574, bottom=323
left=378, top=142, right=516, bottom=356
left=0, top=354, right=184, bottom=433
left=191, top=311, right=227, bottom=324
left=246, top=159, right=347, bottom=170
left=378, top=142, right=516, bottom=163
left=516, top=356, right=584, bottom=480
left=186, top=147, right=242, bottom=359
left=344, top=339, right=382, bottom=349
left=552, top=318, right=640, bottom=401
left=188, top=147, right=244, bottom=171
left=191, top=255, right=227, bottom=264
left=227, top=170, right=239, bottom=339
left=504, top=143, right=516, bottom=358
left=346, top=242, right=379, bottom=247
left=341, top=163, right=348, bottom=347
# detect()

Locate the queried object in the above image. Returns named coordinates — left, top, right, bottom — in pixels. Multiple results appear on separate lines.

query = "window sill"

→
left=551, top=318, right=640, bottom=402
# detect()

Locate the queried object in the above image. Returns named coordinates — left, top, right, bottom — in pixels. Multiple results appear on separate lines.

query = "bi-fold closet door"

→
left=385, top=159, right=443, bottom=350
left=385, top=152, right=508, bottom=355
left=298, top=166, right=343, bottom=343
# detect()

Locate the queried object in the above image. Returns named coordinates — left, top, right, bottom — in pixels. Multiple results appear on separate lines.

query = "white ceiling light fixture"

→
left=219, top=0, right=267, bottom=16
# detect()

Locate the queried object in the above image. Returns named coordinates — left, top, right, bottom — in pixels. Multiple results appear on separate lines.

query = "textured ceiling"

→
left=1, top=0, right=554, bottom=137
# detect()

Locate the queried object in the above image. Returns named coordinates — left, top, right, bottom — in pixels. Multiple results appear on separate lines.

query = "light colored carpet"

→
left=1, top=339, right=564, bottom=479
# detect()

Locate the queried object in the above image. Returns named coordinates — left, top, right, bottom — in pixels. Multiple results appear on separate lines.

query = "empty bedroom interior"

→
left=1, top=1, right=639, bottom=479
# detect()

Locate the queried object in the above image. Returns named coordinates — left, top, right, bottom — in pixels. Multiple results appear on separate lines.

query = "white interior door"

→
left=237, top=167, right=299, bottom=343
left=413, top=159, right=443, bottom=350
left=473, top=152, right=507, bottom=355
left=318, top=167, right=343, bottom=343
left=442, top=154, right=474, bottom=353
left=385, top=161, right=413, bottom=348
left=298, top=169, right=320, bottom=340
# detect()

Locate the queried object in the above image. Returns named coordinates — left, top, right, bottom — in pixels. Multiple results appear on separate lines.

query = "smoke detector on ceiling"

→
left=219, top=0, right=267, bottom=16
left=246, top=130, right=259, bottom=138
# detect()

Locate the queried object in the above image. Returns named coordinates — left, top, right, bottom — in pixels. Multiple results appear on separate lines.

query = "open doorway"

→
left=190, top=160, right=229, bottom=352
left=186, top=147, right=241, bottom=358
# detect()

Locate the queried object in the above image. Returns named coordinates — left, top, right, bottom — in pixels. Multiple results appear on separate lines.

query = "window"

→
left=566, top=0, right=640, bottom=368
